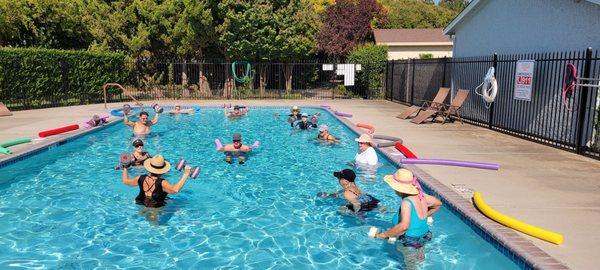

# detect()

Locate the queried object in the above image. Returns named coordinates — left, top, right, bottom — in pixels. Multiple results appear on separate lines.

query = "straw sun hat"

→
left=143, top=154, right=171, bottom=175
left=383, top=169, right=419, bottom=195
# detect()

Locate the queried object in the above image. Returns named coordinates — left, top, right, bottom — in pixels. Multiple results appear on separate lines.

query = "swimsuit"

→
left=135, top=175, right=168, bottom=208
left=132, top=152, right=150, bottom=166
left=345, top=189, right=380, bottom=212
left=396, top=198, right=431, bottom=248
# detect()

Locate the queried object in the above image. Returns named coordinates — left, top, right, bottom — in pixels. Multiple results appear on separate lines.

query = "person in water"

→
left=353, top=134, right=378, bottom=167
left=121, top=155, right=193, bottom=221
left=375, top=169, right=442, bottom=249
left=287, top=106, right=301, bottom=125
left=130, top=139, right=151, bottom=166
left=169, top=104, right=192, bottom=114
left=333, top=169, right=380, bottom=214
left=317, top=124, right=338, bottom=142
left=294, top=113, right=317, bottom=130
left=124, top=111, right=159, bottom=135
left=224, top=105, right=247, bottom=118
left=220, top=133, right=253, bottom=164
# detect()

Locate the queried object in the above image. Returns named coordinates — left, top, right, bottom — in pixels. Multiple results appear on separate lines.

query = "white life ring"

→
left=476, top=67, right=498, bottom=105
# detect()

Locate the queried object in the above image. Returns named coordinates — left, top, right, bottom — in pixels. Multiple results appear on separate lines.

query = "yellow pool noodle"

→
left=473, top=192, right=563, bottom=245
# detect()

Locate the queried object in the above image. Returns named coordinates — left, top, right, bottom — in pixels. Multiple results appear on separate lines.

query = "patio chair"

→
left=396, top=87, right=450, bottom=119
left=0, top=102, right=12, bottom=117
left=409, top=89, right=469, bottom=124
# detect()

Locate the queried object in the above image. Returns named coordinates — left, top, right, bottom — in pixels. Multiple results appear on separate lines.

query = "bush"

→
left=0, top=47, right=128, bottom=110
left=346, top=43, right=387, bottom=98
left=419, top=53, right=434, bottom=59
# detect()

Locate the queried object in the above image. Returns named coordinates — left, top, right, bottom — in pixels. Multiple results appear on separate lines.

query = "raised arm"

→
left=150, top=113, right=159, bottom=125
left=123, top=113, right=135, bottom=127
left=162, top=166, right=191, bottom=194
left=121, top=167, right=139, bottom=186
left=377, top=201, right=411, bottom=238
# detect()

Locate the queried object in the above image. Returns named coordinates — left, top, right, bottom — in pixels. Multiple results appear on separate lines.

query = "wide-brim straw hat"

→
left=383, top=169, right=419, bottom=195
left=143, top=154, right=171, bottom=175
left=354, top=134, right=373, bottom=145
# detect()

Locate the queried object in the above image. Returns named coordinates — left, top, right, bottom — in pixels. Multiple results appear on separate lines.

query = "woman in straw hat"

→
left=353, top=134, right=378, bottom=166
left=122, top=155, right=193, bottom=209
left=375, top=169, right=442, bottom=248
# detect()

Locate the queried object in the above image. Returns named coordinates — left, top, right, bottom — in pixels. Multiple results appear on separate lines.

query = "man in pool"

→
left=169, top=104, right=192, bottom=114
left=124, top=111, right=159, bottom=135
left=219, top=133, right=253, bottom=164
left=224, top=105, right=248, bottom=118
left=294, top=113, right=317, bottom=130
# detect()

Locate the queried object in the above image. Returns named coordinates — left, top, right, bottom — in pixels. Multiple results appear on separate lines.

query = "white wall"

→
left=453, top=0, right=600, bottom=57
left=387, top=45, right=453, bottom=60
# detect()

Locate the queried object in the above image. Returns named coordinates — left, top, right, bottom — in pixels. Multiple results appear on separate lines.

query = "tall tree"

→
left=381, top=0, right=459, bottom=29
left=0, top=0, right=92, bottom=49
left=317, top=0, right=387, bottom=58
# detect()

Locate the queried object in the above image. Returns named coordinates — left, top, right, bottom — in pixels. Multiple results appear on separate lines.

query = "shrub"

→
left=419, top=53, right=434, bottom=59
left=0, top=47, right=128, bottom=110
left=346, top=43, right=387, bottom=98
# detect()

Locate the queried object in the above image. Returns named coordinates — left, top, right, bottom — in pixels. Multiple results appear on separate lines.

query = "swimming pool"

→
left=0, top=107, right=522, bottom=269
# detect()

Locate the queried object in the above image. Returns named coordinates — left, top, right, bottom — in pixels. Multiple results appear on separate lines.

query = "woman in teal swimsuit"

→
left=375, top=169, right=442, bottom=248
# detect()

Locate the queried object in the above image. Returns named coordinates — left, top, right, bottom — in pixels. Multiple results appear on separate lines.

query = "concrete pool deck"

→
left=1, top=99, right=599, bottom=269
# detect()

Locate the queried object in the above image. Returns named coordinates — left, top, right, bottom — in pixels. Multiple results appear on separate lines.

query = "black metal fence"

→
left=385, top=48, right=600, bottom=159
left=1, top=59, right=387, bottom=111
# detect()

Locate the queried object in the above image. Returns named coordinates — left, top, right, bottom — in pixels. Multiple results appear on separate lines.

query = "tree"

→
left=317, top=0, right=387, bottom=58
left=381, top=0, right=459, bottom=29
left=0, top=0, right=92, bottom=49
left=439, top=0, right=469, bottom=13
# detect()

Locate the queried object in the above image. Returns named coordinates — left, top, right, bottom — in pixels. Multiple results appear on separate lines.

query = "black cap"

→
left=132, top=139, right=144, bottom=147
left=232, top=133, right=242, bottom=141
left=333, top=169, right=356, bottom=182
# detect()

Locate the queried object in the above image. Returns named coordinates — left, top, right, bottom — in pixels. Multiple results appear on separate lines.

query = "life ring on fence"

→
left=475, top=67, right=498, bottom=107
left=356, top=123, right=375, bottom=134
left=39, top=124, right=79, bottom=138
left=562, top=63, right=577, bottom=111
left=394, top=142, right=417, bottom=158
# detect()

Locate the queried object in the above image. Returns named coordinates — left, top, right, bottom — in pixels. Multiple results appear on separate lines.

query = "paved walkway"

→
left=1, top=99, right=599, bottom=269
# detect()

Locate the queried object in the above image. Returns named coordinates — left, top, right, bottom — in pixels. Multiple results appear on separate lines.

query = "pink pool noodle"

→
left=401, top=158, right=500, bottom=171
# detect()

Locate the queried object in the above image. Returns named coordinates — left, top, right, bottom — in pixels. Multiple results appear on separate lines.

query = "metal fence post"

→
left=488, top=53, right=498, bottom=129
left=410, top=59, right=416, bottom=105
left=441, top=57, right=447, bottom=87
left=576, top=47, right=593, bottom=154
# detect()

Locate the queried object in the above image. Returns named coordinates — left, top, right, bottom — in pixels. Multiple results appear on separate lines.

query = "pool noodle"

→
left=401, top=158, right=500, bottom=170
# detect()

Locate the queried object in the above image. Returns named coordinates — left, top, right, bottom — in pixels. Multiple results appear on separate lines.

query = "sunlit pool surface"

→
left=0, top=107, right=520, bottom=269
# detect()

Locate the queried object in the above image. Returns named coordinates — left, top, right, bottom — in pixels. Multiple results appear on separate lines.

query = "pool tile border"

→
left=0, top=105, right=568, bottom=269
left=325, top=107, right=568, bottom=270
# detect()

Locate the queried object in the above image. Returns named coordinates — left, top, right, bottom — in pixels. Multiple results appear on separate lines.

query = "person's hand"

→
left=184, top=165, right=191, bottom=176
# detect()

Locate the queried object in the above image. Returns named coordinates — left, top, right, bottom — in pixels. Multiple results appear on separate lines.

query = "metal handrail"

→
left=102, top=83, right=143, bottom=109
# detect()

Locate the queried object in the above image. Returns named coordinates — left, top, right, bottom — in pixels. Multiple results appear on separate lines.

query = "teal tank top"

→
left=404, top=198, right=429, bottom=238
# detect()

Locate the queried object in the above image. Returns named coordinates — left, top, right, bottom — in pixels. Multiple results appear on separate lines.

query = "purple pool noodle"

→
left=401, top=158, right=500, bottom=170
left=252, top=140, right=260, bottom=149
left=320, top=104, right=331, bottom=109
left=215, top=138, right=223, bottom=150
left=334, top=111, right=353, bottom=118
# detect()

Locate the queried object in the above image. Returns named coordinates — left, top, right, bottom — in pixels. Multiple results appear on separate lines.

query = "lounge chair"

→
left=396, top=87, right=450, bottom=119
left=410, top=89, right=469, bottom=124
left=0, top=102, right=12, bottom=117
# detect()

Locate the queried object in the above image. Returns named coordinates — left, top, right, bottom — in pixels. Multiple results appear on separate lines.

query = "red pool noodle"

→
left=38, top=124, right=79, bottom=138
left=394, top=142, right=417, bottom=158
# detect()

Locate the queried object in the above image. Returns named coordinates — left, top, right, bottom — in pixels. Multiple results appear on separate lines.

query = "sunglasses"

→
left=140, top=117, right=148, bottom=120
left=233, top=140, right=241, bottom=143
left=135, top=145, right=143, bottom=148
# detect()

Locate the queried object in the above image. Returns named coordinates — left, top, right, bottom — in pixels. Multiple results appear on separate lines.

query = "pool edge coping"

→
left=0, top=105, right=569, bottom=269
left=326, top=107, right=569, bottom=270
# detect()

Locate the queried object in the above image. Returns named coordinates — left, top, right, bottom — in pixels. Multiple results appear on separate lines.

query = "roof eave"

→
left=443, top=0, right=482, bottom=35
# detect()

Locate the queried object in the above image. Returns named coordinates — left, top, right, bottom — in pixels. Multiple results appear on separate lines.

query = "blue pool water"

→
left=0, top=107, right=521, bottom=269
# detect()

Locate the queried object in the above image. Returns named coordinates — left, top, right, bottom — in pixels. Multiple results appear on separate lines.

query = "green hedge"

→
left=0, top=47, right=129, bottom=110
left=347, top=44, right=388, bottom=98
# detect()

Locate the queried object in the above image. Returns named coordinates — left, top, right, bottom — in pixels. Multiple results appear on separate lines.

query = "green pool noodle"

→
left=0, top=137, right=32, bottom=148
left=0, top=146, right=10, bottom=155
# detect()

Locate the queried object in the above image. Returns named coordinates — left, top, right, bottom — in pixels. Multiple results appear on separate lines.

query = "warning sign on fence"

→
left=514, top=60, right=535, bottom=101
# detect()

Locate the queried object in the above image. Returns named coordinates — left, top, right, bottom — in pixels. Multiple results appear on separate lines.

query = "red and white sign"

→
left=514, top=60, right=535, bottom=101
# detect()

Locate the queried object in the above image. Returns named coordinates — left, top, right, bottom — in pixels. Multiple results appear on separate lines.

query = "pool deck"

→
left=2, top=99, right=599, bottom=269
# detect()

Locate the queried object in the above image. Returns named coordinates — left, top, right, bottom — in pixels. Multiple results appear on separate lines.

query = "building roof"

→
left=444, top=0, right=600, bottom=35
left=374, top=29, right=452, bottom=45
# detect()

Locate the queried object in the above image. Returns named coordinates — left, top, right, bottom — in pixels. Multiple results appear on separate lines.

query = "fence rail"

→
left=1, top=60, right=387, bottom=111
left=385, top=48, right=600, bottom=159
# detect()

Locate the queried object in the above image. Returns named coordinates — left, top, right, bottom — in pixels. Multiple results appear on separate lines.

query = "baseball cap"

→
left=232, top=133, right=242, bottom=141
left=132, top=139, right=144, bottom=147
